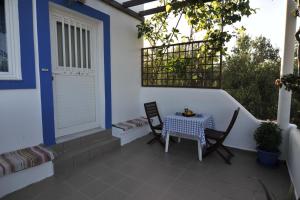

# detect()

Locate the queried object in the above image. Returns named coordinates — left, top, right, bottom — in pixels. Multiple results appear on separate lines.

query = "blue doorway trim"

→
left=37, top=0, right=112, bottom=145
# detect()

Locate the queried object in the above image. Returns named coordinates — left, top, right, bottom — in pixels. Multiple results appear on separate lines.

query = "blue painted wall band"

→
left=37, top=0, right=112, bottom=145
left=0, top=0, right=36, bottom=89
left=36, top=0, right=56, bottom=145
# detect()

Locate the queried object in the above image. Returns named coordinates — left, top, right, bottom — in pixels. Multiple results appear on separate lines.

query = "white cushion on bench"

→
left=0, top=145, right=55, bottom=198
left=112, top=117, right=151, bottom=146
left=112, top=117, right=149, bottom=131
left=0, top=145, right=55, bottom=177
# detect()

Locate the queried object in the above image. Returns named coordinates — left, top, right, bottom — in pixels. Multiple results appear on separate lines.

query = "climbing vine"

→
left=137, top=0, right=255, bottom=48
left=277, top=74, right=300, bottom=93
left=138, top=0, right=255, bottom=89
left=276, top=0, right=300, bottom=94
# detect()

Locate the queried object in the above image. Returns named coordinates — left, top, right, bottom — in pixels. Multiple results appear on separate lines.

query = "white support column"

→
left=277, top=0, right=297, bottom=159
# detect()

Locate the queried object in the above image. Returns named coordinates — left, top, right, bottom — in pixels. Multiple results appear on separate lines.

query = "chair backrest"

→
left=225, top=107, right=240, bottom=135
left=144, top=101, right=163, bottom=128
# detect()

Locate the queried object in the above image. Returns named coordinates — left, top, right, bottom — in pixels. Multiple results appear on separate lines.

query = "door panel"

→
left=50, top=7, right=101, bottom=138
left=54, top=75, right=96, bottom=129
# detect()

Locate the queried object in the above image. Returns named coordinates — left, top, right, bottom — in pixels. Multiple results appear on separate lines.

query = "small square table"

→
left=162, top=113, right=215, bottom=161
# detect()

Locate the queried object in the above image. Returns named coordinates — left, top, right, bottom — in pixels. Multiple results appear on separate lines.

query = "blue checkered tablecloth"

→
left=162, top=113, right=215, bottom=146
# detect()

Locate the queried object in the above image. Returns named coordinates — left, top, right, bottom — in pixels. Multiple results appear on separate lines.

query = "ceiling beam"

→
left=139, top=0, right=214, bottom=16
left=100, top=0, right=144, bottom=21
left=123, top=0, right=158, bottom=8
left=139, top=4, right=166, bottom=16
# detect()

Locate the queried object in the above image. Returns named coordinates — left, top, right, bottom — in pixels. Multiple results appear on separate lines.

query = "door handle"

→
left=41, top=68, right=49, bottom=72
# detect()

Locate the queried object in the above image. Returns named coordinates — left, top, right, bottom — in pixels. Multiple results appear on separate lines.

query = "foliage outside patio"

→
left=136, top=0, right=300, bottom=127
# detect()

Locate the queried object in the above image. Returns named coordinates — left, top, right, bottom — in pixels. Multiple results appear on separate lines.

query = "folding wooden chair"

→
left=203, top=108, right=240, bottom=164
left=144, top=102, right=164, bottom=146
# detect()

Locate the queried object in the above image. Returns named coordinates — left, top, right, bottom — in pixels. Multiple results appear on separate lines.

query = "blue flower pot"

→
left=257, top=149, right=280, bottom=167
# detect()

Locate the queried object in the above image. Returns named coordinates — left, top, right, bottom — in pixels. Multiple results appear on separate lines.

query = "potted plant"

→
left=254, top=121, right=282, bottom=167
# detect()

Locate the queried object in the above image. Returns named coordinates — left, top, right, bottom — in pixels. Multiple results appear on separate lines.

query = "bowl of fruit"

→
left=182, top=108, right=196, bottom=117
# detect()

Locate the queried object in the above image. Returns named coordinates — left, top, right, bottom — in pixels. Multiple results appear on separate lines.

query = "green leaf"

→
left=166, top=4, right=172, bottom=13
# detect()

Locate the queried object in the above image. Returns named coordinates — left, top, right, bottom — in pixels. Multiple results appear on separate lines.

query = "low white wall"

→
left=0, top=162, right=54, bottom=198
left=140, top=88, right=260, bottom=151
left=287, top=127, right=300, bottom=199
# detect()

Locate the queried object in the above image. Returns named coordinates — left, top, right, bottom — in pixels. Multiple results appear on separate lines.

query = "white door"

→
left=50, top=6, right=102, bottom=138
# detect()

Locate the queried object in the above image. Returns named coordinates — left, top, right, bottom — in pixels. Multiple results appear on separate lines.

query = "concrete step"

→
left=50, top=129, right=120, bottom=172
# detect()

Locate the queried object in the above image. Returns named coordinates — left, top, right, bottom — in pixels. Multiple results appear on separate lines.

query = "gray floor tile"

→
left=96, top=169, right=126, bottom=185
left=165, top=180, right=201, bottom=200
left=113, top=177, right=144, bottom=194
left=95, top=153, right=128, bottom=170
left=124, top=165, right=157, bottom=182
left=159, top=192, right=182, bottom=200
left=34, top=182, right=75, bottom=200
left=177, top=170, right=206, bottom=185
left=145, top=173, right=177, bottom=189
left=79, top=179, right=111, bottom=198
left=1, top=191, right=38, bottom=200
left=95, top=188, right=128, bottom=200
left=63, top=171, right=96, bottom=190
left=61, top=191, right=91, bottom=200
left=83, top=163, right=111, bottom=178
left=128, top=184, right=165, bottom=200
left=153, top=164, right=185, bottom=178
left=3, top=137, right=291, bottom=200
left=114, top=162, right=141, bottom=175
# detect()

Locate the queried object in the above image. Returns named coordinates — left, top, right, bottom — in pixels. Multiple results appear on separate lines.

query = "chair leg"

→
left=203, top=141, right=233, bottom=164
left=147, top=131, right=165, bottom=147
left=165, top=134, right=170, bottom=153
left=221, top=145, right=234, bottom=157
left=203, top=146, right=214, bottom=157
left=203, top=140, right=219, bottom=157
left=147, top=137, right=156, bottom=144
left=158, top=137, right=165, bottom=147
left=216, top=149, right=232, bottom=165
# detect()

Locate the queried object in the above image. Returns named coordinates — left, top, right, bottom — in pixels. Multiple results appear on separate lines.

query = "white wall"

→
left=0, top=90, right=43, bottom=154
left=140, top=88, right=260, bottom=151
left=287, top=127, right=300, bottom=199
left=0, top=0, right=143, bottom=154
left=0, top=0, right=142, bottom=196
left=86, top=0, right=143, bottom=124
left=0, top=0, right=43, bottom=154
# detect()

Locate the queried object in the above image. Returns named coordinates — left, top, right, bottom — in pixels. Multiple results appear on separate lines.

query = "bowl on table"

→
left=182, top=111, right=196, bottom=117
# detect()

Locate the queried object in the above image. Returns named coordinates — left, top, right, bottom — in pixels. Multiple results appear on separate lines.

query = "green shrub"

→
left=254, top=122, right=282, bottom=152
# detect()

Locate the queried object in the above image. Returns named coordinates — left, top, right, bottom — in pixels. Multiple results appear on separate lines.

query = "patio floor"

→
left=3, top=135, right=291, bottom=200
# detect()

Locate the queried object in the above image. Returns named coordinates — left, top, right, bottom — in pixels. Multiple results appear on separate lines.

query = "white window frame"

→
left=0, top=0, right=21, bottom=80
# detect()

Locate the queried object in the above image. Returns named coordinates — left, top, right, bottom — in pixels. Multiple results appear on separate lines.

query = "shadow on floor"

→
left=2, top=135, right=291, bottom=200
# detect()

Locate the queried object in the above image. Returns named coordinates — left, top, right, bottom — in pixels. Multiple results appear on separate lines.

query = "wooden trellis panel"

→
left=141, top=40, right=222, bottom=88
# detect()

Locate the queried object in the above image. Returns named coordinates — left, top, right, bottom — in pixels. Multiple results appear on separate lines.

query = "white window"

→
left=0, top=0, right=21, bottom=80
left=54, top=18, right=92, bottom=70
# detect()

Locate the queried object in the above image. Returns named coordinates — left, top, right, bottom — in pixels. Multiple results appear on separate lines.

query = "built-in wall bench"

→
left=0, top=145, right=55, bottom=198
left=112, top=117, right=151, bottom=146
